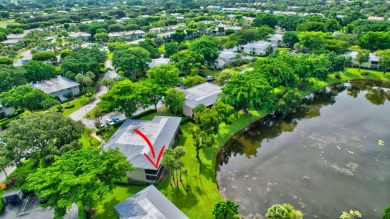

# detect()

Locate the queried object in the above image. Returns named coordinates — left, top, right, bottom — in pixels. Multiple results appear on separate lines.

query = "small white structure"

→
left=0, top=104, right=15, bottom=118
left=108, top=30, right=146, bottom=40
left=104, top=116, right=181, bottom=182
left=243, top=16, right=255, bottom=23
left=267, top=34, right=285, bottom=46
left=344, top=51, right=380, bottom=69
left=148, top=57, right=170, bottom=69
left=240, top=41, right=276, bottom=55
left=149, top=25, right=183, bottom=34
left=115, top=185, right=188, bottom=219
left=367, top=16, right=385, bottom=21
left=215, top=50, right=253, bottom=69
left=33, top=76, right=80, bottom=101
left=68, top=32, right=91, bottom=41
left=180, top=82, right=222, bottom=116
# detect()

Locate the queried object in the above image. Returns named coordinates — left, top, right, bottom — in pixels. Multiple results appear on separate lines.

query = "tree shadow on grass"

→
left=93, top=197, right=119, bottom=219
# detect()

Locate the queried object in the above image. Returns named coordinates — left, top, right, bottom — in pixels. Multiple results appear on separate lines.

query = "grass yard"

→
left=79, top=130, right=101, bottom=149
left=0, top=19, right=16, bottom=28
left=107, top=53, right=113, bottom=61
left=61, top=95, right=94, bottom=117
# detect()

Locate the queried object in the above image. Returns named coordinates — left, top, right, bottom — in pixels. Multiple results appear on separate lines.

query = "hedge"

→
left=130, top=109, right=157, bottom=119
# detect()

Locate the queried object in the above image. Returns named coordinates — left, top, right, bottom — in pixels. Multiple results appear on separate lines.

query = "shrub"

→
left=335, top=73, right=341, bottom=79
left=15, top=175, right=26, bottom=187
left=131, top=109, right=157, bottom=119
left=64, top=103, right=75, bottom=109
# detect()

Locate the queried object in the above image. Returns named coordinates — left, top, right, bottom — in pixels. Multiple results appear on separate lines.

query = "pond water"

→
left=216, top=81, right=390, bottom=218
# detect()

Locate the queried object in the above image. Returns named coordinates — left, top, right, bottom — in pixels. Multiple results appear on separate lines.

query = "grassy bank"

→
left=92, top=67, right=390, bottom=218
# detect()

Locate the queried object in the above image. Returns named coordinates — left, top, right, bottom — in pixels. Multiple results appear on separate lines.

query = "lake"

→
left=216, top=81, right=390, bottom=218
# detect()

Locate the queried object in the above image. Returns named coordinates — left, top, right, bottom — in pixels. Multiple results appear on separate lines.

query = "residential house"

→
left=108, top=30, right=146, bottom=40
left=367, top=16, right=385, bottom=21
left=226, top=14, right=236, bottom=20
left=215, top=50, right=253, bottom=69
left=211, top=24, right=241, bottom=36
left=175, top=16, right=185, bottom=22
left=69, top=32, right=91, bottom=41
left=149, top=25, right=183, bottom=34
left=14, top=50, right=33, bottom=67
left=2, top=33, right=26, bottom=46
left=0, top=104, right=15, bottom=118
left=267, top=34, right=285, bottom=46
left=344, top=51, right=380, bottom=69
left=243, top=16, right=255, bottom=24
left=104, top=116, right=181, bottom=182
left=240, top=41, right=276, bottom=55
left=180, top=82, right=222, bottom=117
left=115, top=185, right=188, bottom=219
left=32, top=76, right=80, bottom=101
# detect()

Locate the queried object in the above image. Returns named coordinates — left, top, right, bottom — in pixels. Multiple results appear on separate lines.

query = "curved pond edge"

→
left=213, top=78, right=390, bottom=198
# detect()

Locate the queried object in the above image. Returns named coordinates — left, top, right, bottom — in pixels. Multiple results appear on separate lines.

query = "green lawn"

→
left=0, top=19, right=16, bottom=28
left=61, top=96, right=94, bottom=117
left=79, top=129, right=101, bottom=149
left=107, top=53, right=113, bottom=61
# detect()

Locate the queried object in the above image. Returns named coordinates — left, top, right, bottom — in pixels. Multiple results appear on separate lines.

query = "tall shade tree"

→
left=221, top=73, right=274, bottom=112
left=98, top=80, right=150, bottom=117
left=266, top=204, right=288, bottom=219
left=355, top=50, right=370, bottom=72
left=0, top=65, right=27, bottom=93
left=32, top=51, right=58, bottom=62
left=297, top=32, right=326, bottom=53
left=212, top=199, right=239, bottom=219
left=190, top=125, right=214, bottom=160
left=22, top=60, right=58, bottom=82
left=0, top=145, right=10, bottom=179
left=28, top=148, right=132, bottom=217
left=164, top=42, right=179, bottom=57
left=170, top=50, right=203, bottom=76
left=283, top=31, right=299, bottom=48
left=112, top=47, right=151, bottom=80
left=0, top=112, right=84, bottom=165
left=252, top=13, right=278, bottom=28
left=147, top=64, right=179, bottom=88
left=0, top=85, right=57, bottom=111
left=194, top=108, right=221, bottom=134
left=164, top=88, right=186, bottom=115
left=189, top=36, right=219, bottom=66
left=182, top=75, right=206, bottom=88
left=377, top=49, right=390, bottom=74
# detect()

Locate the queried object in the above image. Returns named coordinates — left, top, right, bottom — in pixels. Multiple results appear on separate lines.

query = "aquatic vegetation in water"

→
left=378, top=139, right=385, bottom=146
left=331, top=162, right=358, bottom=176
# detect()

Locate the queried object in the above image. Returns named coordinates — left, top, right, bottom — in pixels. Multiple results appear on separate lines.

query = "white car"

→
left=105, top=119, right=115, bottom=125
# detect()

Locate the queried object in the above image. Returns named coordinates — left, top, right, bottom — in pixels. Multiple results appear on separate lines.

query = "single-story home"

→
left=0, top=104, right=15, bottom=118
left=240, top=41, right=277, bottom=55
left=104, top=116, right=181, bottom=182
left=108, top=30, right=146, bottom=40
left=32, top=76, right=80, bottom=101
left=115, top=185, right=188, bottom=219
left=267, top=34, right=285, bottom=47
left=180, top=82, right=222, bottom=116
left=150, top=25, right=183, bottom=34
left=2, top=39, right=19, bottom=46
left=2, top=189, right=23, bottom=205
left=243, top=16, right=255, bottom=24
left=68, top=32, right=91, bottom=41
left=14, top=50, right=33, bottom=67
left=344, top=51, right=380, bottom=69
left=6, top=34, right=26, bottom=40
left=215, top=49, right=254, bottom=69
left=367, top=16, right=384, bottom=21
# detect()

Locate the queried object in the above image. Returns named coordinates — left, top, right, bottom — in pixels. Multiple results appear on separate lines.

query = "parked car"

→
left=95, top=122, right=105, bottom=129
left=112, top=117, right=120, bottom=123
left=105, top=119, right=115, bottom=125
left=206, top=76, right=214, bottom=82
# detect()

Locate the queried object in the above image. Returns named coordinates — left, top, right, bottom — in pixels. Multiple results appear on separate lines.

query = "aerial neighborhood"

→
left=0, top=0, right=389, bottom=219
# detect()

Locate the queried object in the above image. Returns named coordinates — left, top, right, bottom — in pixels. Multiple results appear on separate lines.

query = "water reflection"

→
left=217, top=81, right=390, bottom=218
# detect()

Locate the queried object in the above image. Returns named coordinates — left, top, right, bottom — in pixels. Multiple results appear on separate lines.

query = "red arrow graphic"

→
left=134, top=129, right=165, bottom=169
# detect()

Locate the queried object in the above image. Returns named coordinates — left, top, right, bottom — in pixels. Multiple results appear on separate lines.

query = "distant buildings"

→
left=215, top=49, right=253, bottom=69
left=149, top=25, right=183, bottom=34
left=148, top=57, right=170, bottom=69
left=0, top=105, right=15, bottom=118
left=68, top=32, right=91, bottom=41
left=115, top=185, right=188, bottom=219
left=104, top=116, right=181, bottom=182
left=267, top=34, right=285, bottom=47
left=344, top=51, right=380, bottom=69
left=32, top=76, right=80, bottom=101
left=367, top=16, right=385, bottom=21
left=108, top=30, right=146, bottom=40
left=180, top=82, right=222, bottom=116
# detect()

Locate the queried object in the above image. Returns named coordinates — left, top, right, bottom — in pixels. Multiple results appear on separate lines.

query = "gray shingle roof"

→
left=104, top=116, right=181, bottom=170
left=181, top=82, right=222, bottom=108
left=32, top=76, right=79, bottom=94
left=115, top=185, right=188, bottom=219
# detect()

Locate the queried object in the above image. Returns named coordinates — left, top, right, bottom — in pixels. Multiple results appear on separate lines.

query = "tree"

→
left=383, top=204, right=390, bottom=219
left=283, top=31, right=299, bottom=48
left=0, top=65, right=27, bottom=93
left=170, top=50, right=203, bottom=76
left=194, top=108, right=221, bottom=134
left=139, top=39, right=160, bottom=59
left=190, top=125, right=214, bottom=160
left=32, top=51, right=58, bottom=62
left=212, top=101, right=235, bottom=125
left=355, top=50, right=370, bottom=72
left=102, top=77, right=121, bottom=90
left=297, top=32, right=326, bottom=53
left=358, top=32, right=390, bottom=51
left=281, top=203, right=303, bottom=219
left=22, top=60, right=58, bottom=82
left=164, top=88, right=185, bottom=115
left=253, top=13, right=278, bottom=28
left=266, top=204, right=288, bottom=219
left=162, top=146, right=186, bottom=188
left=325, top=39, right=349, bottom=54
left=182, top=75, right=206, bottom=88
left=112, top=47, right=151, bottom=80
left=192, top=104, right=206, bottom=114
left=0, top=85, right=57, bottom=111
left=147, top=64, right=179, bottom=88
left=28, top=148, right=132, bottom=217
left=377, top=49, right=390, bottom=74
left=94, top=32, right=109, bottom=42
left=190, top=36, right=219, bottom=66
left=215, top=70, right=238, bottom=86
left=0, top=145, right=10, bottom=179
left=164, top=42, right=179, bottom=57
left=0, top=57, right=12, bottom=65
left=0, top=112, right=84, bottom=165
left=340, top=210, right=362, bottom=219
left=98, top=80, right=150, bottom=117
left=212, top=199, right=239, bottom=219
left=171, top=30, right=186, bottom=44
left=221, top=73, right=274, bottom=111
